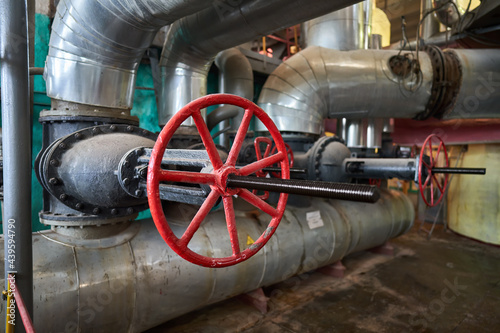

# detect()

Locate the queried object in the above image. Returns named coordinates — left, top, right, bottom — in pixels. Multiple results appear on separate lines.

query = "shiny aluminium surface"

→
left=256, top=47, right=434, bottom=135
left=212, top=48, right=254, bottom=145
left=301, top=1, right=372, bottom=51
left=44, top=0, right=216, bottom=109
left=0, top=189, right=414, bottom=332
left=158, top=0, right=362, bottom=125
left=442, top=49, right=500, bottom=119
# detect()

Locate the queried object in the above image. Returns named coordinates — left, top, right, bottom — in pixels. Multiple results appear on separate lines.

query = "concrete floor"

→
left=148, top=223, right=500, bottom=333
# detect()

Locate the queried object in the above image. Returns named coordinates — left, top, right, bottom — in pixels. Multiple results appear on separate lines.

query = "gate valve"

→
left=252, top=137, right=294, bottom=199
left=147, top=94, right=382, bottom=268
left=147, top=94, right=290, bottom=268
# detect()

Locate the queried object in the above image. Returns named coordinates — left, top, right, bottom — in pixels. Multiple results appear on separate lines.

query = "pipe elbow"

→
left=257, top=46, right=328, bottom=135
left=45, top=0, right=214, bottom=109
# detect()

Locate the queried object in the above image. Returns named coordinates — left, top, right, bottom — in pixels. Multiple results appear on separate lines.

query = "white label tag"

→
left=306, top=211, right=324, bottom=229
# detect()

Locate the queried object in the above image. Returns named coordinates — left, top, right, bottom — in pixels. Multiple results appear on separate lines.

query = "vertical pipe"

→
left=421, top=0, right=440, bottom=40
left=0, top=0, right=34, bottom=331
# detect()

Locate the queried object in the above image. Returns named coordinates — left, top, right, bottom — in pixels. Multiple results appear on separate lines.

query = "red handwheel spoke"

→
left=179, top=190, right=221, bottom=248
left=223, top=196, right=241, bottom=256
left=226, top=109, right=253, bottom=166
left=430, top=178, right=435, bottom=205
left=432, top=174, right=444, bottom=193
left=239, top=152, right=285, bottom=176
left=436, top=142, right=443, bottom=162
left=159, top=170, right=216, bottom=185
left=428, top=140, right=435, bottom=167
left=238, top=189, right=278, bottom=217
left=423, top=173, right=432, bottom=188
left=192, top=111, right=223, bottom=170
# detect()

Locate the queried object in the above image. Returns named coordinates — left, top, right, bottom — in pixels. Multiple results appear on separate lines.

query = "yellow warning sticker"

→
left=247, top=235, right=255, bottom=246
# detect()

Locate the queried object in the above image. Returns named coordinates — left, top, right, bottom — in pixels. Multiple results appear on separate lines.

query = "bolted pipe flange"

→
left=415, top=45, right=462, bottom=120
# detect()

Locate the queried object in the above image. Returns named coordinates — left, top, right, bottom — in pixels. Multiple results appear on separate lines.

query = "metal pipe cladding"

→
left=0, top=190, right=414, bottom=332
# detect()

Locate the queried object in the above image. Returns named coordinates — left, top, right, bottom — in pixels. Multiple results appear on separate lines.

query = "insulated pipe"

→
left=301, top=2, right=370, bottom=50
left=441, top=49, right=500, bottom=119
left=158, top=0, right=363, bottom=126
left=257, top=47, right=500, bottom=135
left=44, top=0, right=216, bottom=109
left=0, top=190, right=414, bottom=332
left=256, top=46, right=434, bottom=135
left=421, top=0, right=441, bottom=40
left=0, top=0, right=34, bottom=329
left=209, top=48, right=254, bottom=146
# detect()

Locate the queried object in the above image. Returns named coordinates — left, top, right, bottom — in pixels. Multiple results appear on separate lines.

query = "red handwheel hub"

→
left=147, top=94, right=290, bottom=268
left=418, top=134, right=449, bottom=207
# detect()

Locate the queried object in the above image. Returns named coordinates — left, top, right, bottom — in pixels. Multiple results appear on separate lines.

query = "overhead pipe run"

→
left=158, top=0, right=363, bottom=126
left=256, top=46, right=434, bottom=135
left=256, top=46, right=500, bottom=135
left=44, top=0, right=216, bottom=111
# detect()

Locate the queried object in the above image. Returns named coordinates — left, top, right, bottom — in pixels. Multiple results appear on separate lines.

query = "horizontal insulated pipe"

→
left=257, top=47, right=434, bottom=135
left=256, top=46, right=500, bottom=135
left=0, top=190, right=414, bottom=332
left=44, top=0, right=216, bottom=109
left=158, top=0, right=363, bottom=126
left=441, top=49, right=500, bottom=119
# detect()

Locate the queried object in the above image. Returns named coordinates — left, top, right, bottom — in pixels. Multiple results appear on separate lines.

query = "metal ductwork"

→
left=301, top=1, right=373, bottom=50
left=0, top=190, right=414, bottom=332
left=441, top=49, right=500, bottom=119
left=256, top=46, right=433, bottom=135
left=208, top=48, right=254, bottom=147
left=44, top=0, right=216, bottom=110
left=257, top=46, right=500, bottom=135
left=158, top=0, right=363, bottom=126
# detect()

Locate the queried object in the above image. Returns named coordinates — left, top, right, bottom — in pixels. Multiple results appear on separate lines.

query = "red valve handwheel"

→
left=147, top=94, right=290, bottom=268
left=253, top=137, right=273, bottom=200
left=418, top=134, right=449, bottom=207
left=270, top=144, right=294, bottom=177
left=253, top=137, right=294, bottom=199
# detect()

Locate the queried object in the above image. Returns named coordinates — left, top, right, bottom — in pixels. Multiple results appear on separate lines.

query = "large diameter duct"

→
left=302, top=1, right=372, bottom=50
left=158, top=0, right=363, bottom=126
left=256, top=46, right=434, bottom=135
left=44, top=0, right=216, bottom=110
left=0, top=191, right=414, bottom=332
left=257, top=46, right=500, bottom=135
left=441, top=49, right=500, bottom=119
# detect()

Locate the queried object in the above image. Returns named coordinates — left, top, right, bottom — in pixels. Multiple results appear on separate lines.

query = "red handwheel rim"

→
left=147, top=94, right=290, bottom=268
left=418, top=134, right=449, bottom=207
